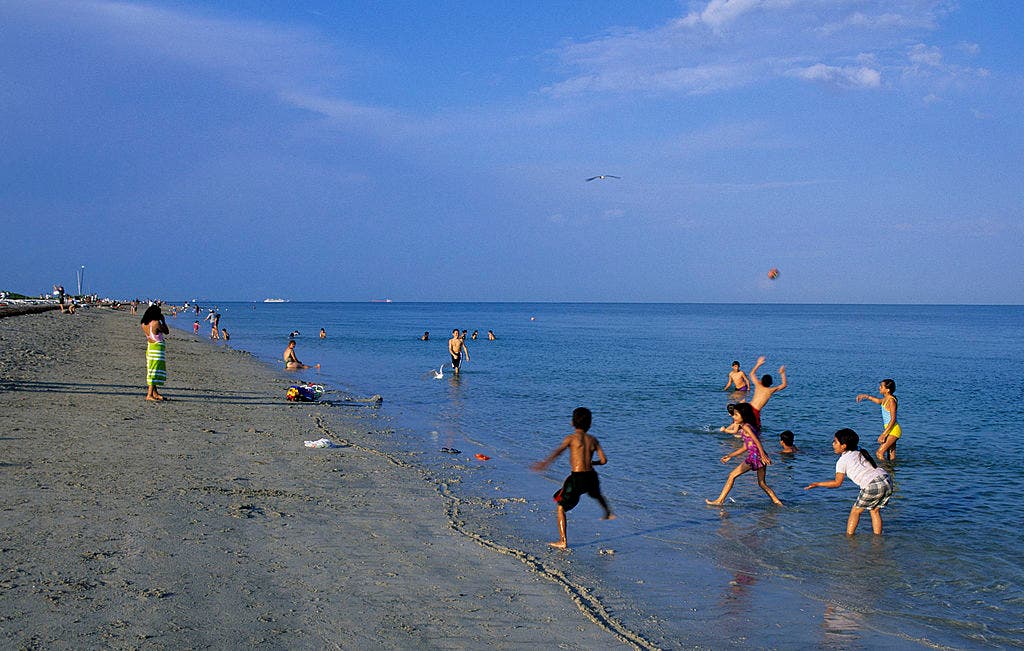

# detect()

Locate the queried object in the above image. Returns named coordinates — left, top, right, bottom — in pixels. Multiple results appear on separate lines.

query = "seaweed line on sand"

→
left=311, top=413, right=658, bottom=651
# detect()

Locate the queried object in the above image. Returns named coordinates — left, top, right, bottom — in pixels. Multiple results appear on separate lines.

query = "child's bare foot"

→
left=705, top=499, right=724, bottom=506
left=601, top=513, right=616, bottom=521
left=146, top=396, right=160, bottom=401
left=548, top=541, right=567, bottom=549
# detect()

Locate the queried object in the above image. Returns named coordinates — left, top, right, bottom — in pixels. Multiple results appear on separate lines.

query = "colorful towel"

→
left=146, top=341, right=166, bottom=386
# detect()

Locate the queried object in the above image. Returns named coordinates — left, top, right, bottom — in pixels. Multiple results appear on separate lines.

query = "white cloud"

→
left=548, top=1, right=968, bottom=96
left=908, top=43, right=942, bottom=66
left=790, top=64, right=882, bottom=88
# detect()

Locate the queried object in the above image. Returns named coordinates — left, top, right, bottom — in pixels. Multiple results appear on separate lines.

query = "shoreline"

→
left=0, top=308, right=645, bottom=648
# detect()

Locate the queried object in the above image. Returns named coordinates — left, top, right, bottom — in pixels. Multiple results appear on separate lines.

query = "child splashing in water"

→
left=706, top=402, right=783, bottom=506
left=805, top=428, right=894, bottom=535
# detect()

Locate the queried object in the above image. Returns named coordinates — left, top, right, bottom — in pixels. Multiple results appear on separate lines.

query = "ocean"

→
left=171, top=302, right=1024, bottom=649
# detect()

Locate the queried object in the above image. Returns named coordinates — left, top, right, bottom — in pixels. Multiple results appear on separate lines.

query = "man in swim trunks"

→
left=448, top=328, right=469, bottom=374
left=531, top=407, right=615, bottom=549
left=724, top=360, right=750, bottom=394
left=748, top=356, right=787, bottom=431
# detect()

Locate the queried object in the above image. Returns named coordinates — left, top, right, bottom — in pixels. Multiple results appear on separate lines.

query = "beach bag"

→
left=286, top=384, right=322, bottom=402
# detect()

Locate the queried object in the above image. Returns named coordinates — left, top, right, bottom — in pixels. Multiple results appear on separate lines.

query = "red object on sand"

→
left=474, top=453, right=490, bottom=461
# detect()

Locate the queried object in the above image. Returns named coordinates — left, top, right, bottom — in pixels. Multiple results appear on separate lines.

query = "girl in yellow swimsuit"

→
left=856, top=379, right=900, bottom=462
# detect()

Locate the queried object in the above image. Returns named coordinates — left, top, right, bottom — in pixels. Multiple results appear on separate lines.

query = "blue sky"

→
left=2, top=0, right=1021, bottom=303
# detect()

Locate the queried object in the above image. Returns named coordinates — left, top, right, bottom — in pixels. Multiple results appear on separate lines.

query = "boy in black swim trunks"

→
left=531, top=407, right=615, bottom=549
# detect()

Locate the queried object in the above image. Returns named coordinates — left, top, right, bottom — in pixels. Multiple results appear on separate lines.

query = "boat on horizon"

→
left=370, top=298, right=393, bottom=303
left=263, top=298, right=288, bottom=303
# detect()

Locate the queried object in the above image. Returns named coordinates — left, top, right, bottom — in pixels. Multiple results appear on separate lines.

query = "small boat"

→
left=370, top=298, right=393, bottom=303
left=263, top=298, right=288, bottom=303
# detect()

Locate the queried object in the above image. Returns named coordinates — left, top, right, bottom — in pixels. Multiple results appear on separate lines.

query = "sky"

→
left=2, top=0, right=1022, bottom=303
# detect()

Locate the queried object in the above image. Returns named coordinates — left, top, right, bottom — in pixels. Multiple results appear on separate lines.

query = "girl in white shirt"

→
left=805, top=428, right=894, bottom=535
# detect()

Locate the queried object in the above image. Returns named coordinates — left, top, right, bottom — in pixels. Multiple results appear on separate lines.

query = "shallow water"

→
left=173, top=302, right=1024, bottom=648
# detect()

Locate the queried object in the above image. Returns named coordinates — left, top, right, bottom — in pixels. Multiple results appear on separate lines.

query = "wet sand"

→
left=0, top=309, right=636, bottom=649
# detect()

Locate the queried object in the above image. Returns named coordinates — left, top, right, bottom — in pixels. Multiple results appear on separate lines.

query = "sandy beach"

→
left=0, top=309, right=639, bottom=649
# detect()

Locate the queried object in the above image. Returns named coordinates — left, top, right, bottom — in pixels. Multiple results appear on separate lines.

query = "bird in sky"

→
left=586, top=175, right=621, bottom=182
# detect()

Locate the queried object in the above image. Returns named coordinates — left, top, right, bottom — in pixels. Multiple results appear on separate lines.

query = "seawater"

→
left=172, top=302, right=1024, bottom=648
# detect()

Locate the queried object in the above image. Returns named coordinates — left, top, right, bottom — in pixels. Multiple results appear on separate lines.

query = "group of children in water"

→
left=534, top=357, right=901, bottom=547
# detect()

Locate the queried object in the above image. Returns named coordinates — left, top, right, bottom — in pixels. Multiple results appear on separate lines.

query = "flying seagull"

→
left=586, top=175, right=621, bottom=182
left=433, top=364, right=445, bottom=379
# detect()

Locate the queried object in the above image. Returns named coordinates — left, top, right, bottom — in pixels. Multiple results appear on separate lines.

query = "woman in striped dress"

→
left=140, top=304, right=169, bottom=401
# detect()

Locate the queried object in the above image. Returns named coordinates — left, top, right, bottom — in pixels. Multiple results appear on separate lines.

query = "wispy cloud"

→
left=546, top=0, right=978, bottom=96
left=16, top=0, right=399, bottom=131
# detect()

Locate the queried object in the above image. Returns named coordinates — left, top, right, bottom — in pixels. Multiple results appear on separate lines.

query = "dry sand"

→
left=0, top=309, right=642, bottom=649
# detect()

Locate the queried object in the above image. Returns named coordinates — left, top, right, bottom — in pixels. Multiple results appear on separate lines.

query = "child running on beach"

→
left=805, top=428, right=894, bottom=535
left=707, top=402, right=783, bottom=506
left=531, top=407, right=615, bottom=549
left=856, top=379, right=901, bottom=462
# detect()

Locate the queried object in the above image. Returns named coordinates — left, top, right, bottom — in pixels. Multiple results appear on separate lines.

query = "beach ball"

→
left=767, top=268, right=780, bottom=280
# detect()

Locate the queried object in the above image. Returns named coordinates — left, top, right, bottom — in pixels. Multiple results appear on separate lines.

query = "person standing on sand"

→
left=448, top=329, right=469, bottom=374
left=140, top=304, right=169, bottom=401
left=748, top=356, right=787, bottom=430
left=532, top=407, right=615, bottom=549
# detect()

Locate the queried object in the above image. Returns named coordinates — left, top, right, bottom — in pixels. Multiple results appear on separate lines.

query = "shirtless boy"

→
left=448, top=329, right=469, bottom=374
left=531, top=407, right=615, bottom=549
left=724, top=360, right=750, bottom=394
left=748, top=356, right=787, bottom=430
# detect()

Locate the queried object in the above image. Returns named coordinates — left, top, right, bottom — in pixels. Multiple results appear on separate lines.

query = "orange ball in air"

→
left=768, top=268, right=780, bottom=280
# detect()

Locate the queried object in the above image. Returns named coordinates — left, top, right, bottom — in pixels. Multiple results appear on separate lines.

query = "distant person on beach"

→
left=193, top=320, right=200, bottom=335
left=856, top=379, right=900, bottom=462
left=749, top=356, right=787, bottom=430
left=461, top=329, right=468, bottom=340
left=449, top=329, right=469, bottom=374
left=806, top=429, right=894, bottom=535
left=319, top=328, right=326, bottom=339
left=707, top=403, right=782, bottom=506
left=140, top=304, right=169, bottom=401
left=421, top=331, right=429, bottom=341
left=471, top=330, right=479, bottom=340
left=779, top=430, right=799, bottom=453
left=283, top=340, right=317, bottom=370
left=221, top=328, right=230, bottom=341
left=531, top=407, right=614, bottom=549
left=488, top=330, right=495, bottom=340
left=723, top=360, right=750, bottom=394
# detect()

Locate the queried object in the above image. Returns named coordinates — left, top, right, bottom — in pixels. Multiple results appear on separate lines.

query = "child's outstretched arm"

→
left=856, top=393, right=882, bottom=404
left=805, top=472, right=845, bottom=490
left=531, top=437, right=569, bottom=471
left=775, top=365, right=787, bottom=391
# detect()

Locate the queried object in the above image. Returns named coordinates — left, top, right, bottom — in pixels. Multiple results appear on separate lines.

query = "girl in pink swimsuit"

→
left=706, top=402, right=783, bottom=506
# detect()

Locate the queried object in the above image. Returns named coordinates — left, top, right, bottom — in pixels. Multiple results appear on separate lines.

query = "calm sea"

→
left=172, top=302, right=1024, bottom=649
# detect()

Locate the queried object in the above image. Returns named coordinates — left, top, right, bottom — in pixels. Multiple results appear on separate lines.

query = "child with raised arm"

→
left=531, top=407, right=614, bottom=549
left=856, top=379, right=901, bottom=462
left=805, top=428, right=894, bottom=535
left=707, top=403, right=783, bottom=506
left=749, top=355, right=787, bottom=430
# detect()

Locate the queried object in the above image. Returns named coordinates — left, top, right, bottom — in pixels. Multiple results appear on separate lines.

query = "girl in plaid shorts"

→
left=805, top=428, right=894, bottom=535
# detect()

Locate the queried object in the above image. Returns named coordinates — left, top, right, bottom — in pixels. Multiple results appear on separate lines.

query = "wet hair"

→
left=140, top=304, right=163, bottom=325
left=729, top=402, right=757, bottom=428
left=572, top=407, right=592, bottom=432
left=732, top=361, right=740, bottom=367
left=779, top=430, right=794, bottom=446
left=761, top=374, right=773, bottom=387
left=834, top=428, right=878, bottom=468
left=881, top=379, right=896, bottom=393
